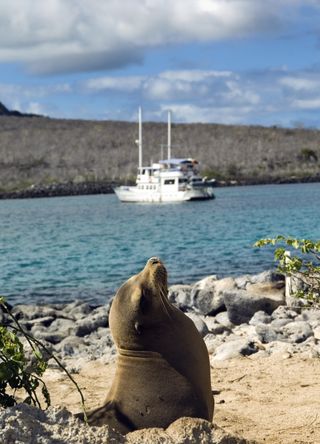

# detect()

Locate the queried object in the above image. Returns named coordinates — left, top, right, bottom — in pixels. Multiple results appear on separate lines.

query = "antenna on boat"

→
left=137, top=107, right=142, bottom=170
left=167, top=110, right=171, bottom=160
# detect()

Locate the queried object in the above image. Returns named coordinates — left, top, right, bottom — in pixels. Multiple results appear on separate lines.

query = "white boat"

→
left=114, top=109, right=215, bottom=203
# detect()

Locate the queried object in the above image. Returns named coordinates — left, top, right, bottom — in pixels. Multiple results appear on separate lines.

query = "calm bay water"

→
left=1, top=183, right=319, bottom=305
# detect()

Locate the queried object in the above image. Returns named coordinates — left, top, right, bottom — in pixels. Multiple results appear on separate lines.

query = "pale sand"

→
left=43, top=355, right=320, bottom=444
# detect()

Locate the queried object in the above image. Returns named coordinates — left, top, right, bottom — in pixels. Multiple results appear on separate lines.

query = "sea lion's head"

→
left=109, top=257, right=170, bottom=351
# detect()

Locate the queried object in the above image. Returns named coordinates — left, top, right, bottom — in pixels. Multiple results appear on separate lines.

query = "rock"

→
left=283, top=321, right=313, bottom=343
left=296, top=309, right=320, bottom=323
left=32, top=331, right=66, bottom=345
left=185, top=312, right=209, bottom=337
left=46, top=318, right=76, bottom=336
left=24, top=316, right=55, bottom=330
left=55, top=336, right=86, bottom=356
left=168, top=284, right=193, bottom=310
left=313, top=326, right=320, bottom=340
left=271, top=305, right=299, bottom=320
left=224, top=283, right=285, bottom=325
left=270, top=318, right=292, bottom=331
left=233, top=324, right=258, bottom=341
left=204, top=317, right=232, bottom=335
left=191, top=276, right=233, bottom=315
left=249, top=311, right=271, bottom=326
left=215, top=311, right=235, bottom=329
left=264, top=341, right=295, bottom=357
left=250, top=270, right=285, bottom=285
left=64, top=300, right=93, bottom=319
left=234, top=274, right=252, bottom=289
left=11, top=304, right=61, bottom=321
left=234, top=270, right=284, bottom=289
left=204, top=333, right=228, bottom=354
left=212, top=339, right=259, bottom=361
left=255, top=324, right=283, bottom=343
left=192, top=275, right=218, bottom=291
left=74, top=314, right=107, bottom=337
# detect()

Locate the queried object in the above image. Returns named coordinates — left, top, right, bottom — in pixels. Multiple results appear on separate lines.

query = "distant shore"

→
left=1, top=175, right=320, bottom=200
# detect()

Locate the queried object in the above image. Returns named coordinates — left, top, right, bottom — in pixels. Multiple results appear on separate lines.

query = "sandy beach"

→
left=40, top=354, right=320, bottom=444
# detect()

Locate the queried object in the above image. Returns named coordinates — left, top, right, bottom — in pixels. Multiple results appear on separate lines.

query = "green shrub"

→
left=255, top=236, right=320, bottom=306
left=0, top=297, right=86, bottom=414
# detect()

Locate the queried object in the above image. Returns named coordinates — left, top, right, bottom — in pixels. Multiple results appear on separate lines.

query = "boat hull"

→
left=114, top=186, right=214, bottom=203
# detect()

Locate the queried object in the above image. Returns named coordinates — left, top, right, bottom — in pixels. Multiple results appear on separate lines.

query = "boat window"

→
left=179, top=178, right=188, bottom=183
left=164, top=179, right=175, bottom=185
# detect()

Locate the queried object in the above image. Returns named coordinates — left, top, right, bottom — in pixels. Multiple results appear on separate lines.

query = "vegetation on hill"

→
left=0, top=112, right=319, bottom=195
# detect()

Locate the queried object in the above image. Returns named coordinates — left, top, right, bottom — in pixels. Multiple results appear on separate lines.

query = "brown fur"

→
left=83, top=257, right=214, bottom=432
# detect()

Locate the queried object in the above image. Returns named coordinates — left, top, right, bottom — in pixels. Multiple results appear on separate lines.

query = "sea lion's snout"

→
left=148, top=257, right=162, bottom=266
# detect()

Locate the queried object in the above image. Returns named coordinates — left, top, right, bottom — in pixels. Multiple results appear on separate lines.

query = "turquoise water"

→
left=1, top=183, right=319, bottom=305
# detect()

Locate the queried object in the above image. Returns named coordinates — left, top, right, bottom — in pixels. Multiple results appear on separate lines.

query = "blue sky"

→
left=1, top=0, right=320, bottom=126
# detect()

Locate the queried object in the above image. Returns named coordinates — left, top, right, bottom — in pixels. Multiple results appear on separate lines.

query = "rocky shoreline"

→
left=1, top=269, right=319, bottom=443
left=2, top=269, right=318, bottom=369
left=0, top=181, right=118, bottom=200
left=1, top=176, right=320, bottom=200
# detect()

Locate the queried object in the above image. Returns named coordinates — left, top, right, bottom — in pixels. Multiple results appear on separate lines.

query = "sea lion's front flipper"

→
left=77, top=401, right=135, bottom=434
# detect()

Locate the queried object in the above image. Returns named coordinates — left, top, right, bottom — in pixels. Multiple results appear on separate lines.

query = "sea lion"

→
left=83, top=257, right=214, bottom=433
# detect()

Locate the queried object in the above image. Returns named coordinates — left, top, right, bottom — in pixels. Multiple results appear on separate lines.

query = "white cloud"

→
left=279, top=76, right=320, bottom=91
left=85, top=76, right=144, bottom=92
left=160, top=103, right=254, bottom=124
left=159, top=70, right=234, bottom=82
left=3, top=64, right=320, bottom=126
left=25, top=101, right=46, bottom=115
left=292, top=98, right=320, bottom=109
left=0, top=0, right=311, bottom=74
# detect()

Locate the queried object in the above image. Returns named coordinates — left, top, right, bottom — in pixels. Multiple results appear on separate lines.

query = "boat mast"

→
left=167, top=110, right=171, bottom=160
left=138, top=107, right=142, bottom=170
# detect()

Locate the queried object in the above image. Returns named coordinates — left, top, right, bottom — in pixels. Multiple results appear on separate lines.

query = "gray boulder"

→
left=23, top=316, right=55, bottom=331
left=215, top=311, right=235, bottom=329
left=249, top=311, right=271, bottom=326
left=191, top=276, right=235, bottom=315
left=74, top=313, right=107, bottom=337
left=168, top=284, right=192, bottom=310
left=55, top=335, right=86, bottom=356
left=11, top=304, right=61, bottom=321
left=235, top=270, right=284, bottom=290
left=224, top=282, right=285, bottom=325
left=255, top=324, right=284, bottom=343
left=270, top=318, right=292, bottom=331
left=45, top=318, right=76, bottom=336
left=296, top=309, right=320, bottom=324
left=204, top=333, right=227, bottom=354
left=271, top=305, right=299, bottom=320
left=64, top=300, right=93, bottom=319
left=313, top=326, right=320, bottom=340
left=204, top=316, right=232, bottom=335
left=283, top=321, right=313, bottom=343
left=212, top=339, right=259, bottom=361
